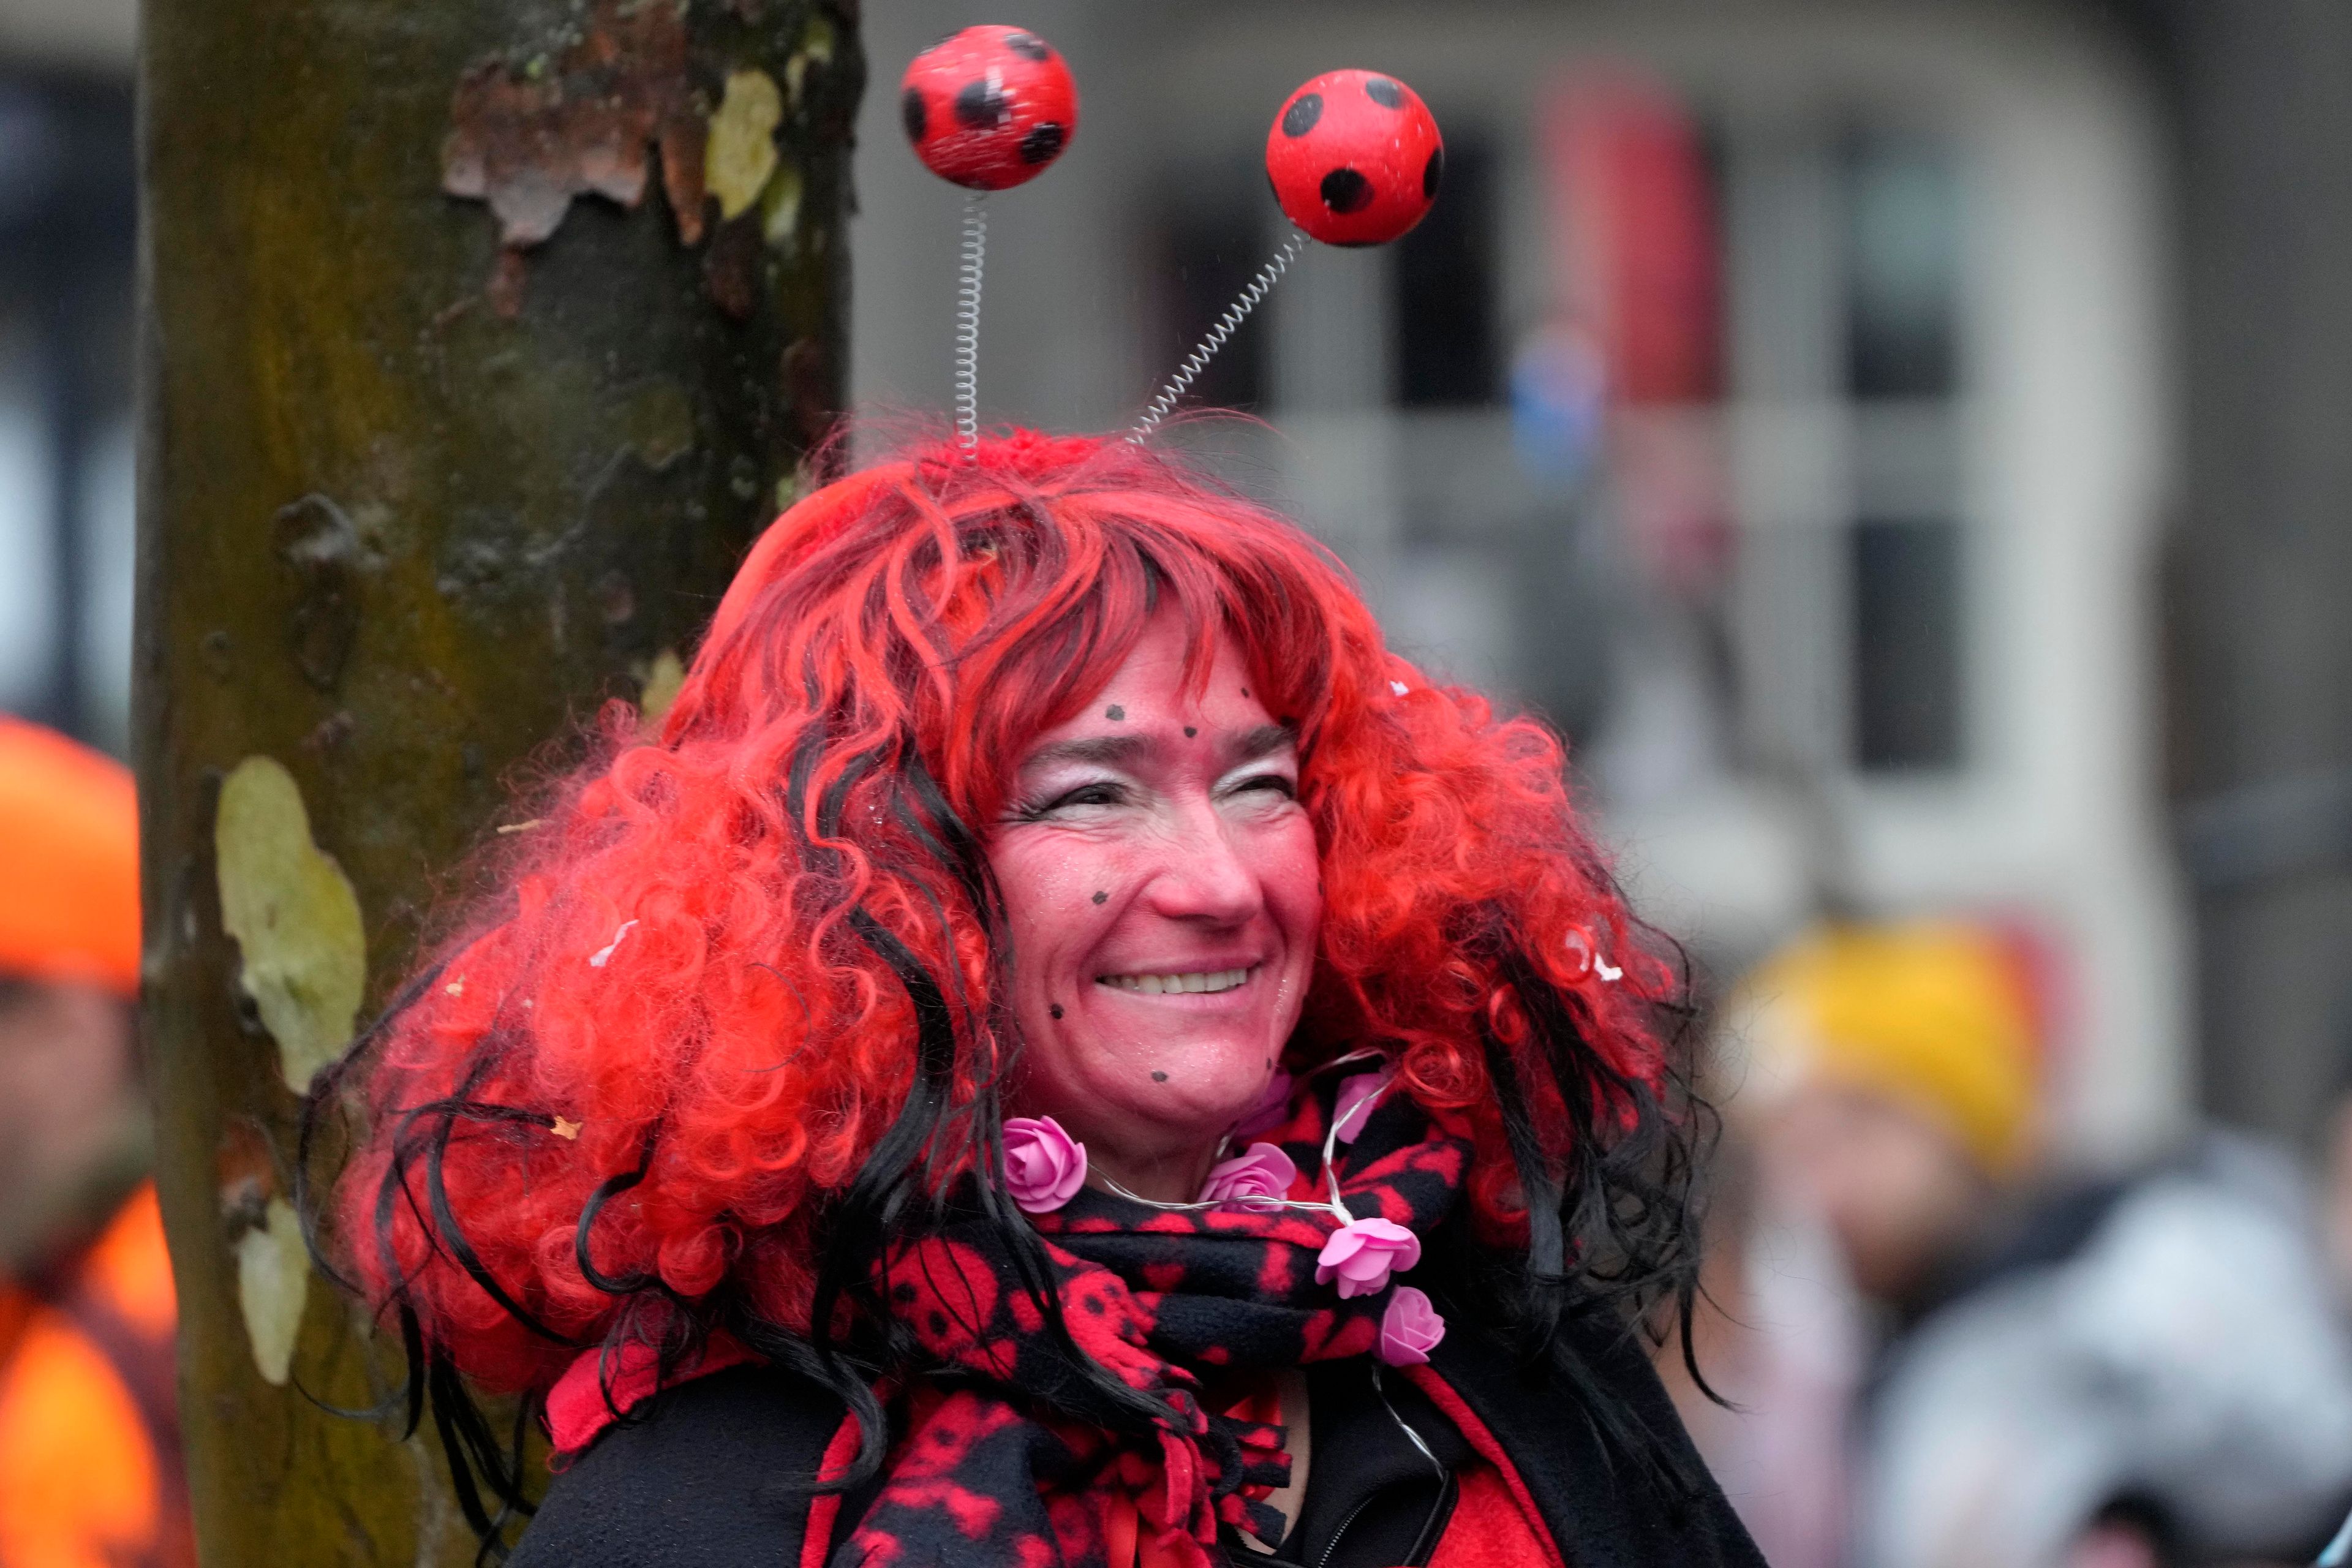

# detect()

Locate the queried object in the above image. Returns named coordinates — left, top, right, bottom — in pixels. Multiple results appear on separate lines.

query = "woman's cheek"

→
left=1259, top=813, right=1324, bottom=933
left=998, top=832, right=1133, bottom=1002
left=1000, top=831, right=1098, bottom=922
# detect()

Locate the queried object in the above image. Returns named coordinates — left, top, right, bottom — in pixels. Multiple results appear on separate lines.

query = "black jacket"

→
left=513, top=1312, right=1763, bottom=1567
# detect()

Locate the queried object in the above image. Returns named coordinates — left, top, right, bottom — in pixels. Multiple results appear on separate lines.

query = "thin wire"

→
left=1091, top=1175, right=1222, bottom=1212
left=1319, top=1047, right=1392, bottom=1226
left=1130, top=228, right=1308, bottom=439
left=1095, top=1172, right=1344, bottom=1220
left=954, top=190, right=989, bottom=460
left=1368, top=1365, right=1446, bottom=1478
left=1093, top=1049, right=1390, bottom=1222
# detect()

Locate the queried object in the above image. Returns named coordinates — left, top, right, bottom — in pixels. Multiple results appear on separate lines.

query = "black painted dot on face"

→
left=1019, top=122, right=1065, bottom=164
left=1106, top=705, right=1125, bottom=720
left=1423, top=145, right=1445, bottom=200
left=1152, top=1071, right=1169, bottom=1083
left=901, top=86, right=927, bottom=141
left=1004, top=31, right=1051, bottom=61
left=954, top=77, right=1009, bottom=129
left=1364, top=76, right=1404, bottom=109
left=1049, top=1003, right=1063, bottom=1020
left=1183, top=726, right=1197, bottom=738
left=1091, top=890, right=1108, bottom=905
left=1321, top=167, right=1373, bottom=214
left=1282, top=92, right=1324, bottom=138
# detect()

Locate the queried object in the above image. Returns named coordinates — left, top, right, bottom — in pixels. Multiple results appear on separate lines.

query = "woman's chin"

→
left=1038, top=1044, right=1277, bottom=1162
left=1134, top=1071, right=1271, bottom=1137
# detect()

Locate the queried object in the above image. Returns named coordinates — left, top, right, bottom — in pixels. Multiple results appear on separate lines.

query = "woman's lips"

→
left=1094, top=963, right=1259, bottom=996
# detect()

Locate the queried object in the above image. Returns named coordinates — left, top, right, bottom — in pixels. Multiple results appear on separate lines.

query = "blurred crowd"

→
left=1665, top=917, right=2352, bottom=1567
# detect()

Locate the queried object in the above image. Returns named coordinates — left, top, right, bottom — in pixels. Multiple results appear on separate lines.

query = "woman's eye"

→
left=1034, top=780, right=1127, bottom=815
left=1230, top=773, right=1298, bottom=800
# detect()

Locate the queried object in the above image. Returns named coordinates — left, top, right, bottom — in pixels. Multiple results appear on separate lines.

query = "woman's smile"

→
left=1095, top=964, right=1259, bottom=996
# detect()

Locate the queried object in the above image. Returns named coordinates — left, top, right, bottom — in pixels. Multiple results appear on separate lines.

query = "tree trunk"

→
left=134, top=1, right=861, bottom=1559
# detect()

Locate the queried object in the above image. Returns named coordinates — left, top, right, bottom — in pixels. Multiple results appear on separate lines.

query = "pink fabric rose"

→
left=1332, top=1069, right=1392, bottom=1144
left=1002, top=1116, right=1087, bottom=1213
left=1200, top=1143, right=1298, bottom=1212
left=1378, top=1284, right=1446, bottom=1365
left=1230, top=1070, right=1295, bottom=1142
left=1314, top=1217, right=1422, bottom=1300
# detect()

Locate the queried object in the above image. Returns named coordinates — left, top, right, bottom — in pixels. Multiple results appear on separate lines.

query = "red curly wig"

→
left=331, top=429, right=1678, bottom=1398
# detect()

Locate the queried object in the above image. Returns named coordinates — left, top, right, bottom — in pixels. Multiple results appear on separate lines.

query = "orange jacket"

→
left=0, top=1185, right=195, bottom=1568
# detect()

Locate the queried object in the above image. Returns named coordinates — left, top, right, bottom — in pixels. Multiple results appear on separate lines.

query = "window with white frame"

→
left=1155, top=90, right=1973, bottom=799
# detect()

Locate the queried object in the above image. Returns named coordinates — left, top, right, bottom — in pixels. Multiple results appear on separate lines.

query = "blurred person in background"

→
left=2305, top=1049, right=2352, bottom=1305
left=0, top=718, right=192, bottom=1568
left=1683, top=919, right=2352, bottom=1568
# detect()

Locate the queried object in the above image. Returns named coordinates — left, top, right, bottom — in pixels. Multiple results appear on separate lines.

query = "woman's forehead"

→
left=1013, top=619, right=1280, bottom=759
left=1016, top=722, right=1296, bottom=778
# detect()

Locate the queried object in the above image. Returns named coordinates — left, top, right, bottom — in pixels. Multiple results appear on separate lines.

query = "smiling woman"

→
left=311, top=429, right=1762, bottom=1567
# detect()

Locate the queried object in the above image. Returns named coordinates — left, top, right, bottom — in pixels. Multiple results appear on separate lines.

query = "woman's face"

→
left=989, top=613, right=1322, bottom=1197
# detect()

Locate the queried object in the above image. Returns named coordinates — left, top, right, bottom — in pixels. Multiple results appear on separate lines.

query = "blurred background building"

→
left=0, top=0, right=132, bottom=757
left=6, top=0, right=2351, bottom=1148
left=858, top=0, right=2207, bottom=1158
left=13, top=0, right=2352, bottom=1156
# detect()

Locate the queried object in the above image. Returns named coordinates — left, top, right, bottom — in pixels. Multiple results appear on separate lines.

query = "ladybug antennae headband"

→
left=900, top=35, right=1444, bottom=447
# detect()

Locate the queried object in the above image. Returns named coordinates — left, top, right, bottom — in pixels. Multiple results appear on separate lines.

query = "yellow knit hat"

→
left=1731, top=919, right=2041, bottom=1177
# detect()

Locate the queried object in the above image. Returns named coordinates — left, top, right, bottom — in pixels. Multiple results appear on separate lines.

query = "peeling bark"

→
left=442, top=0, right=707, bottom=252
left=135, top=0, right=861, bottom=1559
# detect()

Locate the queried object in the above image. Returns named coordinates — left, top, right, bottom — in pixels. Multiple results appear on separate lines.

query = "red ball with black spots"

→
left=1265, top=69, right=1443, bottom=247
left=900, top=24, right=1077, bottom=191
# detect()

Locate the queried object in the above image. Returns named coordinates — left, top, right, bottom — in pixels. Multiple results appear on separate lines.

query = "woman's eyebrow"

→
left=1229, top=723, right=1296, bottom=763
left=1020, top=734, right=1153, bottom=771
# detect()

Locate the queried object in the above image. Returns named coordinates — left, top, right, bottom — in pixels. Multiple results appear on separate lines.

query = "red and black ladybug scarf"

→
left=836, top=1076, right=1474, bottom=1568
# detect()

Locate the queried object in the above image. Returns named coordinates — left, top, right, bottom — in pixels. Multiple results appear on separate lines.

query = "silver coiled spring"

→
left=954, top=191, right=989, bottom=459
left=1131, top=229, right=1308, bottom=439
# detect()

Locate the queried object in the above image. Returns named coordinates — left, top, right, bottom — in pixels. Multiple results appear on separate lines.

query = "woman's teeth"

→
left=1097, top=966, right=1256, bottom=996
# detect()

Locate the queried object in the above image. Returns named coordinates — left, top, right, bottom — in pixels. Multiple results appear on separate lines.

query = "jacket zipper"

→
left=1313, top=1494, right=1381, bottom=1568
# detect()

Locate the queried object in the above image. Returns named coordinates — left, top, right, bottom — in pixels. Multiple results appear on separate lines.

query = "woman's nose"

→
left=1140, top=802, right=1264, bottom=925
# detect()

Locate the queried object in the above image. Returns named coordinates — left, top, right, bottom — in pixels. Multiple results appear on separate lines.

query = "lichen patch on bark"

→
left=214, top=756, right=366, bottom=1094
left=706, top=68, right=783, bottom=221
